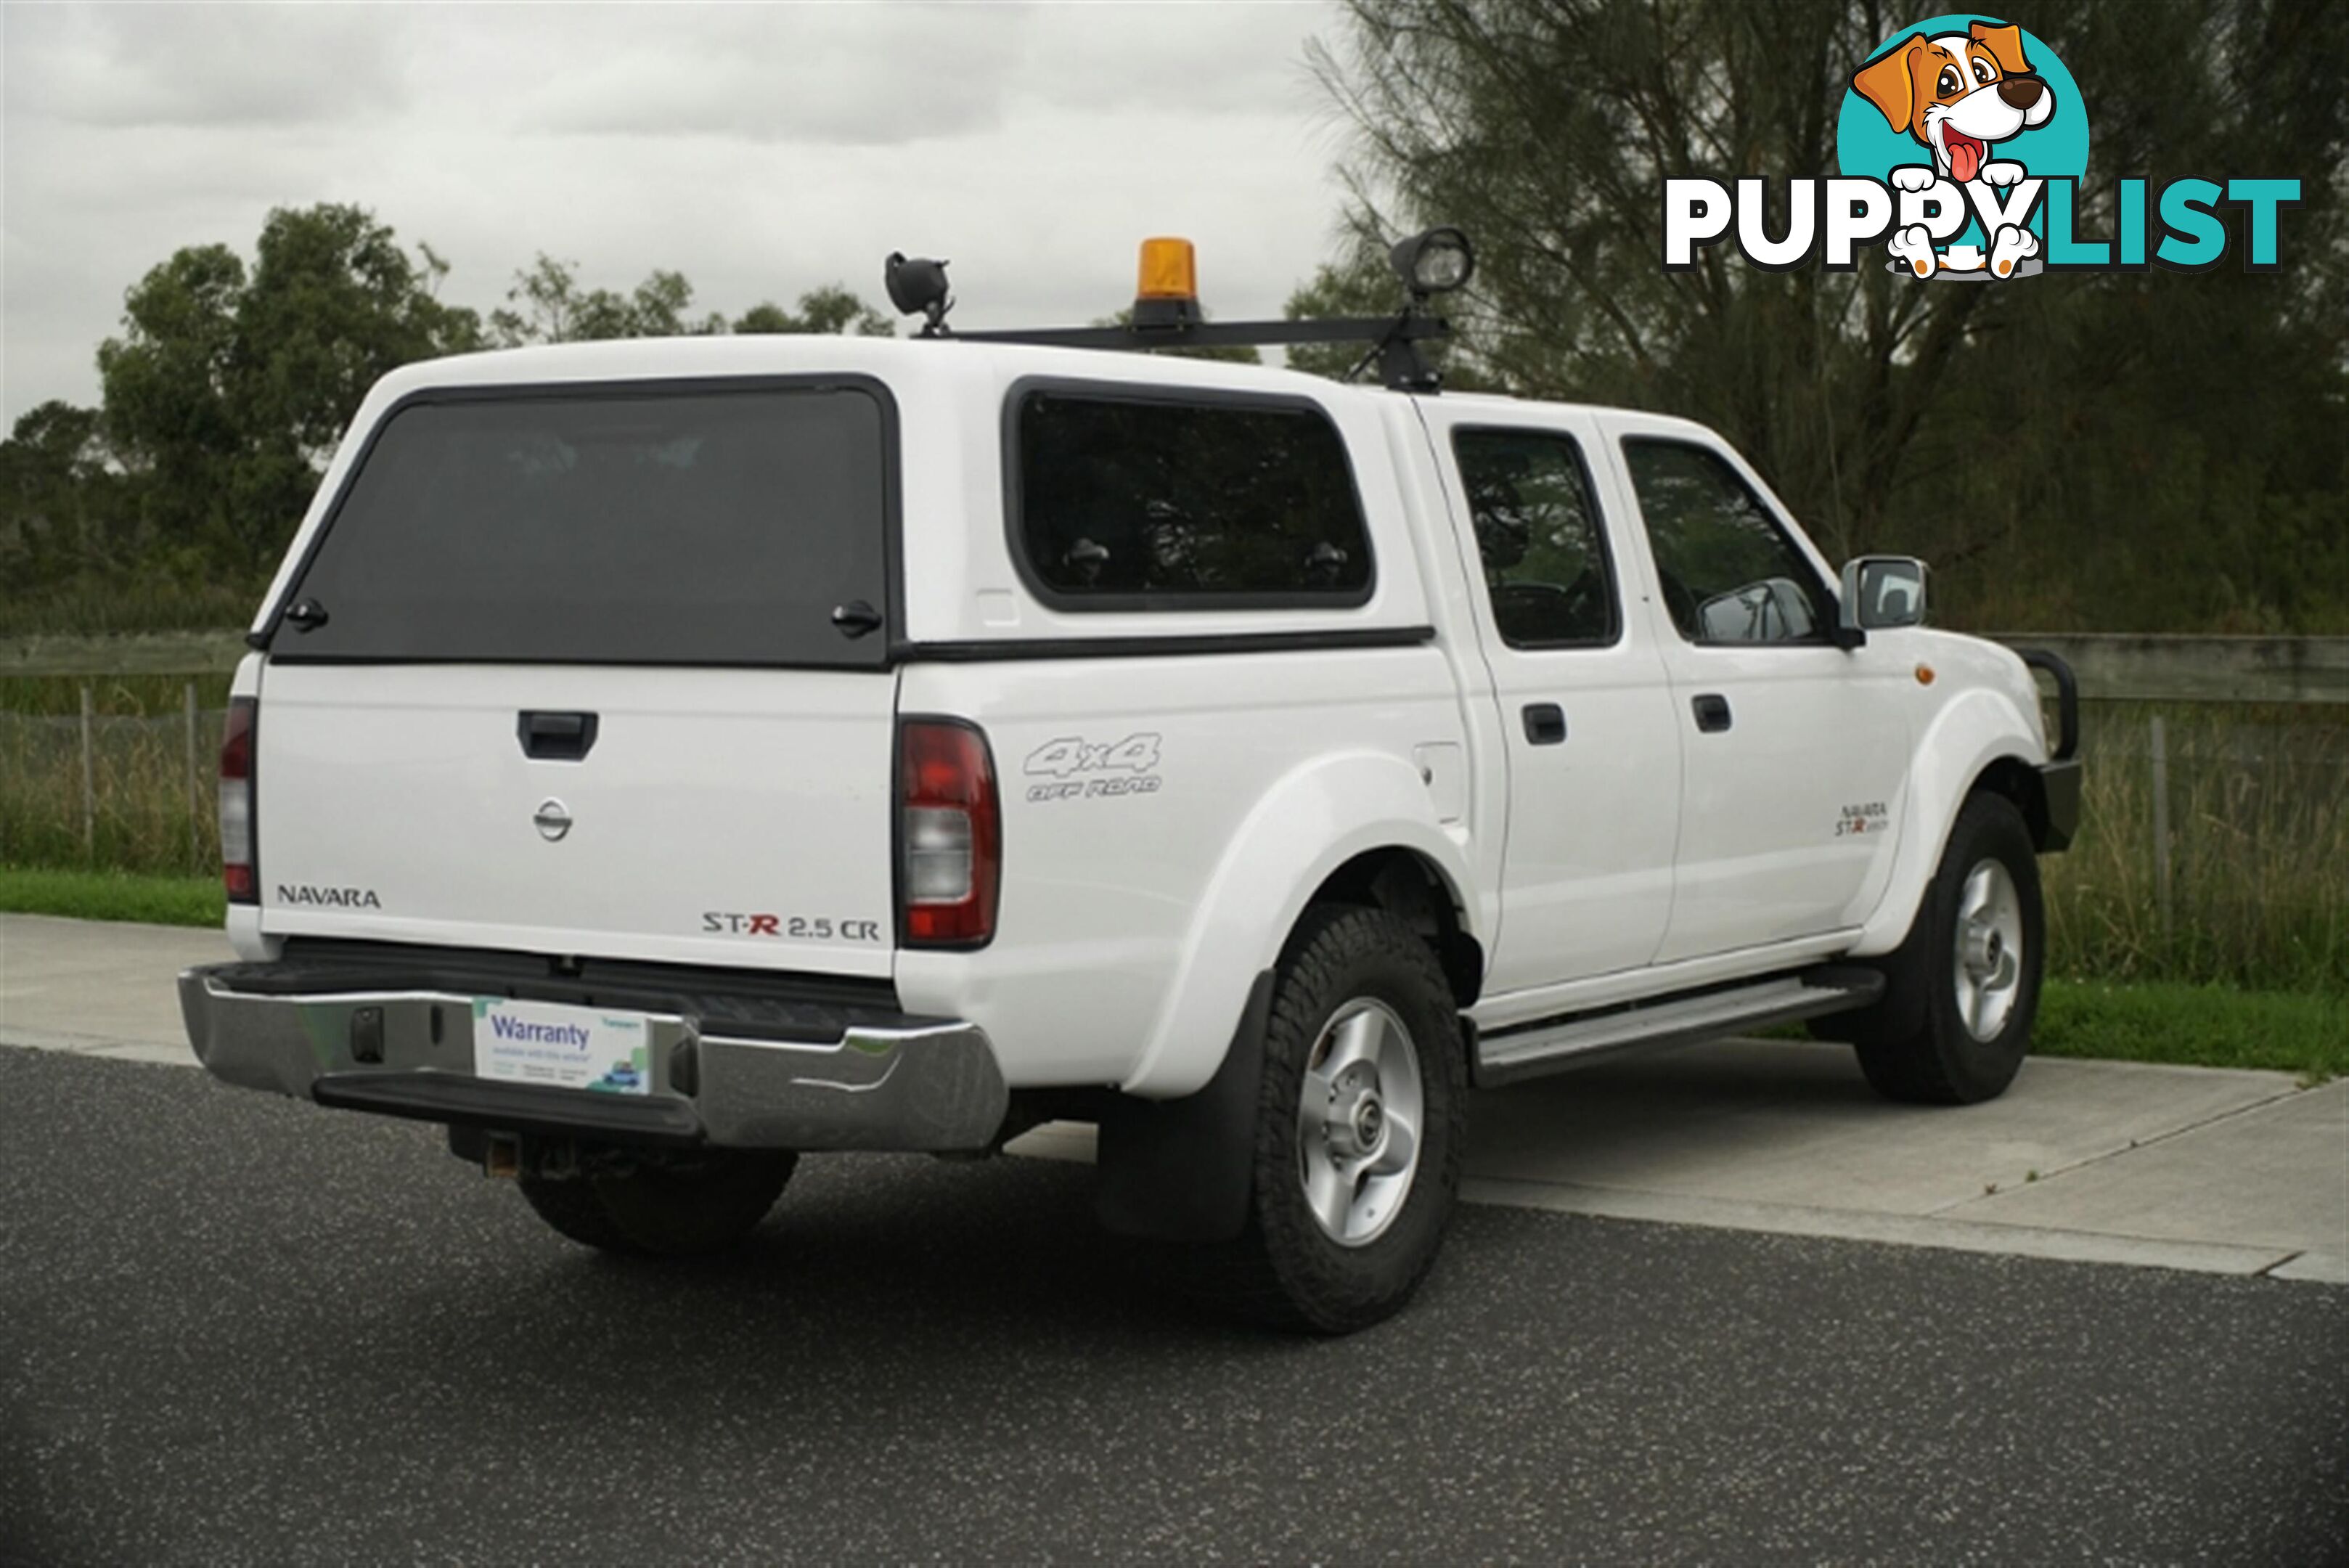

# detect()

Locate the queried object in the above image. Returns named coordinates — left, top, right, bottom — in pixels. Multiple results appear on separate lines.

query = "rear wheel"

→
left=1850, top=793, right=2043, bottom=1105
left=1198, top=906, right=1466, bottom=1334
left=519, top=1149, right=796, bottom=1256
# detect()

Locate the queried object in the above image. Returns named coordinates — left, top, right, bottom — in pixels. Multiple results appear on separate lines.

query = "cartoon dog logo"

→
left=1850, top=20, right=2056, bottom=278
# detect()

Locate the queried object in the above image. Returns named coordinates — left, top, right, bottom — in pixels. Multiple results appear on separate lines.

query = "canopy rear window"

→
left=1011, top=387, right=1373, bottom=610
left=279, top=383, right=892, bottom=665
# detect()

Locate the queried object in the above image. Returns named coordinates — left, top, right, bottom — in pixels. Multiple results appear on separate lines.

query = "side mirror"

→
left=1839, top=555, right=1929, bottom=633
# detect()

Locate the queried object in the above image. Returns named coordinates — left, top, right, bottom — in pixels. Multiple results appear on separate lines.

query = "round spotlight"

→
left=885, top=253, right=952, bottom=319
left=1389, top=227, right=1475, bottom=296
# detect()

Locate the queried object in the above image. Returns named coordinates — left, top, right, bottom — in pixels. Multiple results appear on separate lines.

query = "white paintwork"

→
left=1410, top=399, right=1681, bottom=990
left=896, top=654, right=1472, bottom=1095
left=240, top=332, right=2051, bottom=1100
left=1850, top=631, right=2049, bottom=955
left=256, top=662, right=899, bottom=976
left=1591, top=411, right=1916, bottom=965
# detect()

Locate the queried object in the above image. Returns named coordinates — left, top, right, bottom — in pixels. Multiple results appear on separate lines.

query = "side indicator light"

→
left=1916, top=664, right=1937, bottom=685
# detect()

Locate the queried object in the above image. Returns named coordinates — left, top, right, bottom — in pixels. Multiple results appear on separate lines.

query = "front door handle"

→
left=1691, top=694, right=1733, bottom=733
left=518, top=711, right=599, bottom=761
left=1522, top=703, right=1567, bottom=746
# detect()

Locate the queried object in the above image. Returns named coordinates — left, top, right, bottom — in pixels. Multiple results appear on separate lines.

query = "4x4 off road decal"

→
left=1024, top=732, right=1164, bottom=803
left=1661, top=14, right=2300, bottom=277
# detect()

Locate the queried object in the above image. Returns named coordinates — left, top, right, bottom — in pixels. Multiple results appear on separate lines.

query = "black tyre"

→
left=518, top=1150, right=796, bottom=1257
left=1849, top=792, right=2043, bottom=1105
left=1200, top=905, right=1466, bottom=1334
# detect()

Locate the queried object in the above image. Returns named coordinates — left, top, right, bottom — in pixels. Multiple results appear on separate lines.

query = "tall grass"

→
left=0, top=701, right=222, bottom=875
left=2042, top=703, right=2348, bottom=992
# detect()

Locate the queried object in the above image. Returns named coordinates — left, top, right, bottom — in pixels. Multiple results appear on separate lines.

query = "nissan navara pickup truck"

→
left=181, top=234, right=2080, bottom=1332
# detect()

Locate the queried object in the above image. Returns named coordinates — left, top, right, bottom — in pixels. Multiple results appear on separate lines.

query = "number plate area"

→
left=472, top=997, right=653, bottom=1095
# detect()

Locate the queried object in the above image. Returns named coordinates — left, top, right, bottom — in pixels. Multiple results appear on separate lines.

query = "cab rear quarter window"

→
left=271, top=380, right=895, bottom=666
left=1007, top=383, right=1375, bottom=612
left=1451, top=426, right=1622, bottom=648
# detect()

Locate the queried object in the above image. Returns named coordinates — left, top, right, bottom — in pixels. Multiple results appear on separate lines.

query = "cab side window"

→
left=1622, top=438, right=1834, bottom=645
left=1453, top=428, right=1619, bottom=648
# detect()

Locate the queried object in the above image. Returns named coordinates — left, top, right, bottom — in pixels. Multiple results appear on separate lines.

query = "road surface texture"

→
left=3, top=1048, right=2342, bottom=1565
left=7, top=913, right=2345, bottom=1281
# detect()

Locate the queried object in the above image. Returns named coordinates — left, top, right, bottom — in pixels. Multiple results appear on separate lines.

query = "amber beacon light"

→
left=1132, top=237, right=1202, bottom=327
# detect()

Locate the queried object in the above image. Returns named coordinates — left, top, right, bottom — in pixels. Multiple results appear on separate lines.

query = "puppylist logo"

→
left=1663, top=15, right=2301, bottom=279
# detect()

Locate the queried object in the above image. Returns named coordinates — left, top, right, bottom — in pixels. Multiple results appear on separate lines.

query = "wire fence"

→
left=2, top=687, right=2343, bottom=990
left=2043, top=703, right=2348, bottom=992
left=0, top=689, right=223, bottom=874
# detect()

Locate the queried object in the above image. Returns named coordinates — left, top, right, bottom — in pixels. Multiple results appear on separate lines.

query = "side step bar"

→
left=1473, top=965, right=1885, bottom=1088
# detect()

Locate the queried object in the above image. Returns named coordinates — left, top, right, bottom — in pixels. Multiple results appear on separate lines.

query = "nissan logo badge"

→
left=533, top=799, right=573, bottom=842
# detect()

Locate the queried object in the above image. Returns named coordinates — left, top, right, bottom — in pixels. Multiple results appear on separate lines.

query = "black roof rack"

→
left=883, top=229, right=1474, bottom=393
left=950, top=314, right=1452, bottom=392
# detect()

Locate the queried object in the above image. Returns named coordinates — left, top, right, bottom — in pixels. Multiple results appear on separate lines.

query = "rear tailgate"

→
left=252, top=379, right=900, bottom=977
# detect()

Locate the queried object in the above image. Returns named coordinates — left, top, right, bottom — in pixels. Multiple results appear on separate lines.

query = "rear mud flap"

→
left=1093, top=970, right=1275, bottom=1244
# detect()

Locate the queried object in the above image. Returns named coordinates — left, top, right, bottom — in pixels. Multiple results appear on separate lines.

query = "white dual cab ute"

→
left=181, top=232, right=2080, bottom=1331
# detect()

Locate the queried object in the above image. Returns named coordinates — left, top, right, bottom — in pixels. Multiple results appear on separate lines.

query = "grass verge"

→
left=2036, top=977, right=2346, bottom=1082
left=0, top=865, right=225, bottom=928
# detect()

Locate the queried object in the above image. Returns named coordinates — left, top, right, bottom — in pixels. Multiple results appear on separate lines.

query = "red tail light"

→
left=220, top=697, right=257, bottom=904
left=899, top=719, right=999, bottom=947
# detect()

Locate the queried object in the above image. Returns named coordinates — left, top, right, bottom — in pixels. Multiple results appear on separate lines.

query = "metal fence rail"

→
left=1991, top=634, right=2349, bottom=705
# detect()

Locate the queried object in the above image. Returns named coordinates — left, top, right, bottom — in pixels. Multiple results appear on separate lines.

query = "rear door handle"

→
left=1691, top=694, right=1733, bottom=734
left=1522, top=703, right=1567, bottom=746
left=518, top=711, right=599, bottom=761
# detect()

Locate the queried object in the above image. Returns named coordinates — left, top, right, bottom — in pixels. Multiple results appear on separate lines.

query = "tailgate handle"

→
left=518, top=711, right=599, bottom=761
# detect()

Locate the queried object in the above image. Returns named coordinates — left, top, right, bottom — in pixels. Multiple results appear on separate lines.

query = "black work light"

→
left=1389, top=227, right=1476, bottom=298
left=885, top=253, right=954, bottom=334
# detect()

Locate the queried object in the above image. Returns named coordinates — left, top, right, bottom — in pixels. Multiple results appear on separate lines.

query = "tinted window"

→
left=284, top=385, right=891, bottom=665
left=1622, top=439, right=1834, bottom=645
left=1014, top=390, right=1371, bottom=606
left=1453, top=428, right=1619, bottom=647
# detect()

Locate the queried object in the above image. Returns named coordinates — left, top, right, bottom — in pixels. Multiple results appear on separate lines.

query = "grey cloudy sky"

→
left=1, top=1, right=1355, bottom=426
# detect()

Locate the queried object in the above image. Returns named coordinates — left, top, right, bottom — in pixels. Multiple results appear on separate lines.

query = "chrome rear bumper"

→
left=178, top=966, right=1009, bottom=1152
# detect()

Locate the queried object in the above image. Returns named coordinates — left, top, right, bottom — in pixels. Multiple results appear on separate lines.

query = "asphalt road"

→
left=3, top=1048, right=2344, bottom=1567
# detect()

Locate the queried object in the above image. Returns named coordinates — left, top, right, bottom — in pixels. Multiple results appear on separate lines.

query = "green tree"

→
left=1281, top=245, right=1399, bottom=381
left=490, top=256, right=727, bottom=345
left=98, top=204, right=482, bottom=573
left=1307, top=0, right=2349, bottom=629
left=0, top=401, right=131, bottom=586
left=734, top=285, right=895, bottom=337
